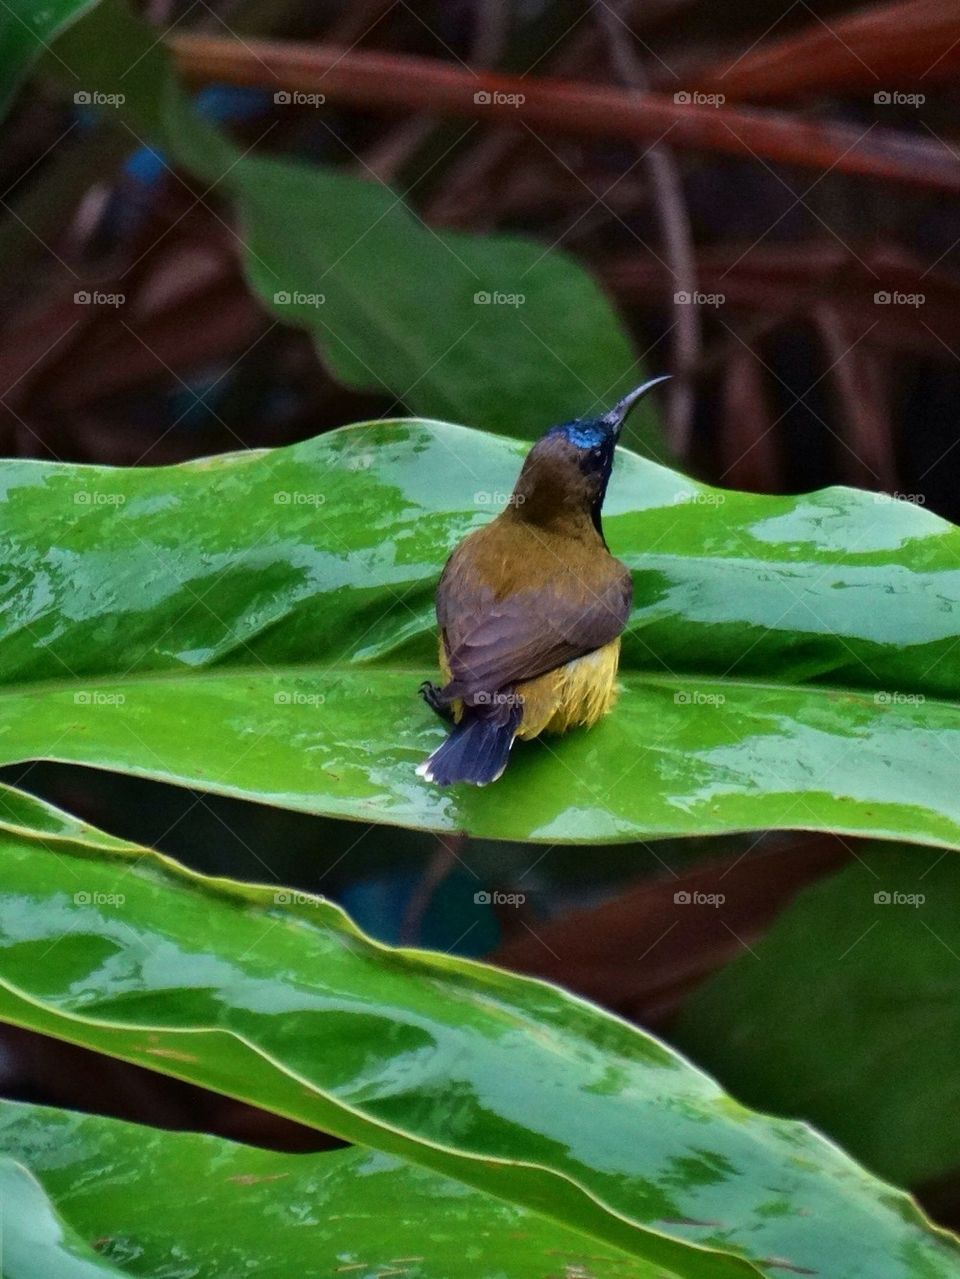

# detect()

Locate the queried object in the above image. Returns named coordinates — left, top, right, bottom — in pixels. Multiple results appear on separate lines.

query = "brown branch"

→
left=170, top=34, right=960, bottom=194
left=599, top=243, right=960, bottom=359
left=686, top=0, right=960, bottom=102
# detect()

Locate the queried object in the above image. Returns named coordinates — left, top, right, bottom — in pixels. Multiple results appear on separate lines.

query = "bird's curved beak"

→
left=601, top=375, right=672, bottom=438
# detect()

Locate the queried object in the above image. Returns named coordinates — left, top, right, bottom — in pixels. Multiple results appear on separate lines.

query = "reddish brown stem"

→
left=170, top=34, right=960, bottom=193
left=687, top=0, right=960, bottom=102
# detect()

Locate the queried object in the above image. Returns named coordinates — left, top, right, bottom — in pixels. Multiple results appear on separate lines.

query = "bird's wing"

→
left=437, top=545, right=632, bottom=702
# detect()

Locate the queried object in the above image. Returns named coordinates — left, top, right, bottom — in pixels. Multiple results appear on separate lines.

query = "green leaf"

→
left=235, top=157, right=648, bottom=441
left=4, top=0, right=651, bottom=444
left=0, top=1099, right=668, bottom=1279
left=0, top=420, right=959, bottom=845
left=0, top=1155, right=130, bottom=1278
left=0, top=806, right=957, bottom=1278
left=0, top=0, right=99, bottom=118
left=673, top=844, right=960, bottom=1189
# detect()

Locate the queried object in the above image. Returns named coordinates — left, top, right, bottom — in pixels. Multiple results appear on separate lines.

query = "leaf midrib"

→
left=0, top=663, right=956, bottom=712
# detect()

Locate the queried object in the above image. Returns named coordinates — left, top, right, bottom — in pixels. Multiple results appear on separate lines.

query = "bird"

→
left=417, top=376, right=670, bottom=786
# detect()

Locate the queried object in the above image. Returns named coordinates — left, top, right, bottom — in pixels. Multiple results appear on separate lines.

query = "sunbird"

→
left=417, top=376, right=669, bottom=786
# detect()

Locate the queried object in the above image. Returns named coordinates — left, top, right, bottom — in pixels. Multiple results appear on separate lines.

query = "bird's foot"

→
left=419, top=680, right=455, bottom=724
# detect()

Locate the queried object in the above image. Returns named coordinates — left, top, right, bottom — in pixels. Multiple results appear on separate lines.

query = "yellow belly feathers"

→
left=439, top=637, right=622, bottom=742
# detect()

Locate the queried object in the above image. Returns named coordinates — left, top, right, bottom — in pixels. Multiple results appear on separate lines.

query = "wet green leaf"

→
left=674, top=844, right=960, bottom=1188
left=0, top=1099, right=667, bottom=1279
left=0, top=1155, right=129, bottom=1278
left=0, top=803, right=956, bottom=1278
left=0, top=420, right=958, bottom=845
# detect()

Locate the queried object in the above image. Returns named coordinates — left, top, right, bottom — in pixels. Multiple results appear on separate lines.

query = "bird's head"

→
left=510, top=376, right=670, bottom=536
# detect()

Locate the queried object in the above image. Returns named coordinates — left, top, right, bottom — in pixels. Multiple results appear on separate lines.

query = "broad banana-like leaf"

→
left=0, top=1099, right=665, bottom=1279
left=0, top=420, right=957, bottom=845
left=0, top=792, right=955, bottom=1278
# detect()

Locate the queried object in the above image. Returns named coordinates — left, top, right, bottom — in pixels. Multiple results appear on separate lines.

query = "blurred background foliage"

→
left=3, top=0, right=960, bottom=1235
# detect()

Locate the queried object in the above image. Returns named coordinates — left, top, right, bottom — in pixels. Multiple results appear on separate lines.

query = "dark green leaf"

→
left=674, top=844, right=960, bottom=1187
left=0, top=0, right=99, bottom=118
left=0, top=803, right=956, bottom=1278
left=6, top=0, right=650, bottom=443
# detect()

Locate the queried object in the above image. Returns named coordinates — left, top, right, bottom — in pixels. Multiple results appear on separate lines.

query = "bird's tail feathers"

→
left=417, top=703, right=521, bottom=786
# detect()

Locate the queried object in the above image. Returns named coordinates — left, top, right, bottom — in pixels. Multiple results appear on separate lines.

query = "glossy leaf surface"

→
left=0, top=420, right=959, bottom=845
left=0, top=1155, right=130, bottom=1278
left=0, top=808, right=956, bottom=1279
left=674, top=844, right=960, bottom=1187
left=0, top=1100, right=665, bottom=1279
